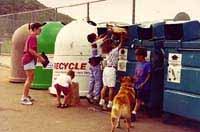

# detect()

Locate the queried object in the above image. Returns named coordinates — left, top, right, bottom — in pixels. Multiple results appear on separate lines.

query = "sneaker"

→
left=99, top=99, right=105, bottom=106
left=92, top=97, right=99, bottom=105
left=86, top=94, right=93, bottom=104
left=107, top=101, right=113, bottom=108
left=86, top=94, right=92, bottom=99
left=27, top=96, right=35, bottom=101
left=131, top=113, right=136, bottom=122
left=21, top=95, right=26, bottom=101
left=20, top=98, right=33, bottom=105
left=93, top=96, right=99, bottom=101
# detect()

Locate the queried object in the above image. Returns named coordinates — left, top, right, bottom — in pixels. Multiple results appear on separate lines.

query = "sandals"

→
left=61, top=104, right=69, bottom=108
left=57, top=103, right=62, bottom=108
left=56, top=103, right=69, bottom=108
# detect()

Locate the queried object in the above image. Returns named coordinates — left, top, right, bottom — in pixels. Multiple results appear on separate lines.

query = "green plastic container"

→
left=31, top=22, right=64, bottom=89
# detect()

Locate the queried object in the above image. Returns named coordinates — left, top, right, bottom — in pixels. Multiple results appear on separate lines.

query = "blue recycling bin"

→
left=116, top=22, right=166, bottom=117
left=163, top=20, right=200, bottom=122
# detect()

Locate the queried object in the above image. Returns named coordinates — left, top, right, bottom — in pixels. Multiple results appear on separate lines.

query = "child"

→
left=54, top=70, right=75, bottom=108
left=131, top=47, right=151, bottom=121
left=86, top=33, right=106, bottom=103
left=99, top=34, right=124, bottom=109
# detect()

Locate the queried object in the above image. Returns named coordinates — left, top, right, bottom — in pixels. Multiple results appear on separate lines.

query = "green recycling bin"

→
left=31, top=22, right=64, bottom=89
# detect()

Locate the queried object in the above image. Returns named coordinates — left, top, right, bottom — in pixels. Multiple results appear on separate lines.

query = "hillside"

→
left=0, top=0, right=46, bottom=15
left=0, top=0, right=74, bottom=37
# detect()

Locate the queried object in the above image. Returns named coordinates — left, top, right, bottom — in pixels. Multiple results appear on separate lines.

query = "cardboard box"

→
left=66, top=82, right=80, bottom=106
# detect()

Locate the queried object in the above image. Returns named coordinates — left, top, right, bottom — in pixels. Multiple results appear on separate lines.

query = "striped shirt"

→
left=106, top=47, right=119, bottom=68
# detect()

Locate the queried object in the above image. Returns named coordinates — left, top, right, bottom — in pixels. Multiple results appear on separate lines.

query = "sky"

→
left=38, top=0, right=200, bottom=24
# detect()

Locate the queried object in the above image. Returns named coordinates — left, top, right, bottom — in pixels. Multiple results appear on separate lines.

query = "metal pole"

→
left=55, top=8, right=58, bottom=21
left=87, top=3, right=90, bottom=21
left=12, top=0, right=16, bottom=33
left=132, top=0, right=136, bottom=24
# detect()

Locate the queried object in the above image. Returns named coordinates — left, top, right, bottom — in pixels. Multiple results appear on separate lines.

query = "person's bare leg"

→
left=99, top=86, right=107, bottom=106
left=131, top=99, right=141, bottom=122
left=133, top=99, right=142, bottom=113
left=64, top=94, right=70, bottom=105
left=107, top=87, right=114, bottom=108
left=23, top=70, right=34, bottom=97
left=56, top=91, right=61, bottom=105
left=108, top=87, right=114, bottom=101
left=100, top=86, right=108, bottom=100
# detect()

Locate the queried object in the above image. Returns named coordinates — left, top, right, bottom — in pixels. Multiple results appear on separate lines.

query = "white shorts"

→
left=103, top=67, right=116, bottom=87
left=24, top=60, right=36, bottom=70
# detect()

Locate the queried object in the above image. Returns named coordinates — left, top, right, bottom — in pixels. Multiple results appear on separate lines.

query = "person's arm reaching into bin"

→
left=117, top=34, right=124, bottom=50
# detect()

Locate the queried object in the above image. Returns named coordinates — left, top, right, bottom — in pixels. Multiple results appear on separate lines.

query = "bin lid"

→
left=38, top=22, right=64, bottom=54
left=54, top=20, right=97, bottom=56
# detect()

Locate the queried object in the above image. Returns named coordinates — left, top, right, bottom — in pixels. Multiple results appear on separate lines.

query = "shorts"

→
left=23, top=60, right=36, bottom=70
left=135, top=88, right=150, bottom=103
left=54, top=83, right=71, bottom=96
left=103, top=66, right=116, bottom=87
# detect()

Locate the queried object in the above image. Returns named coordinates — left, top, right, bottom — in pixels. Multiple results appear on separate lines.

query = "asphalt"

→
left=0, top=56, right=199, bottom=132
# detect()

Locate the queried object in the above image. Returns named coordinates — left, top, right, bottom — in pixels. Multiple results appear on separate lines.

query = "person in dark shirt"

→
left=131, top=47, right=151, bottom=121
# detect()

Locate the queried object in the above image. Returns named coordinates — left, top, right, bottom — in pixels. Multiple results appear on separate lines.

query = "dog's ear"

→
left=119, top=76, right=124, bottom=82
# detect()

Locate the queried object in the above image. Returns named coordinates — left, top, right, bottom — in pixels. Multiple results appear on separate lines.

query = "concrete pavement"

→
left=0, top=55, right=11, bottom=68
left=0, top=66, right=199, bottom=132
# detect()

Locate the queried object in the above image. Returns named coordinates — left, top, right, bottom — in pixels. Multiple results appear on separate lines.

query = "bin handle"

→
left=130, top=39, right=141, bottom=49
left=176, top=39, right=200, bottom=51
left=177, top=48, right=200, bottom=51
left=152, top=67, right=164, bottom=72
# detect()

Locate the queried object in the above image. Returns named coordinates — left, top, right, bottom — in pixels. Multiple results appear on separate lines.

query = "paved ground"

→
left=0, top=59, right=199, bottom=132
left=0, top=55, right=10, bottom=68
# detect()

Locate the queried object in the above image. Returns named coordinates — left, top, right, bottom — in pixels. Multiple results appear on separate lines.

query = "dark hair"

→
left=135, top=47, right=147, bottom=57
left=67, top=70, right=75, bottom=79
left=101, top=38, right=114, bottom=54
left=87, top=33, right=97, bottom=43
left=29, top=22, right=42, bottom=31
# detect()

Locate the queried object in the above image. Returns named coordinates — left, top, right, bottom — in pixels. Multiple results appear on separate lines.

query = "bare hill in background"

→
left=0, top=0, right=73, bottom=37
left=0, top=0, right=46, bottom=15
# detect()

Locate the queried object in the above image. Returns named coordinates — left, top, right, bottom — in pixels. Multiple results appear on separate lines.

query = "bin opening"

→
left=137, top=26, right=153, bottom=40
left=97, top=27, right=107, bottom=36
left=164, top=24, right=183, bottom=40
left=127, top=24, right=139, bottom=40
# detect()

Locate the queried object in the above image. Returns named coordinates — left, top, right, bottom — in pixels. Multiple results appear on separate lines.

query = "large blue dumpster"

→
left=163, top=20, right=200, bottom=122
left=116, top=22, right=166, bottom=117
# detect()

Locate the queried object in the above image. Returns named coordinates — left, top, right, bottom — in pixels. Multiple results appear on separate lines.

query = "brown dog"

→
left=111, top=76, right=136, bottom=132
